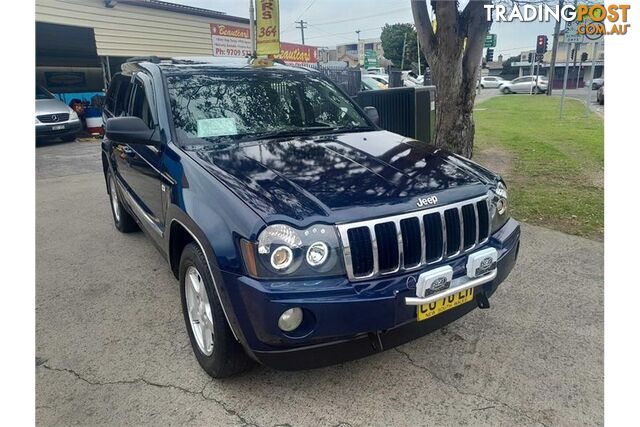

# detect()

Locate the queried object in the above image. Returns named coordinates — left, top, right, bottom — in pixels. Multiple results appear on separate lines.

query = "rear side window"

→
left=105, top=78, right=120, bottom=113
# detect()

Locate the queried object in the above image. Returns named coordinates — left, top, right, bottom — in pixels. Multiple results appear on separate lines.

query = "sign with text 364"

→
left=256, top=0, right=280, bottom=56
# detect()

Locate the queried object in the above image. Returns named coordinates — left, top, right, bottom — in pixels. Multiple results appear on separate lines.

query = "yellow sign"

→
left=417, top=288, right=474, bottom=321
left=255, top=0, right=280, bottom=56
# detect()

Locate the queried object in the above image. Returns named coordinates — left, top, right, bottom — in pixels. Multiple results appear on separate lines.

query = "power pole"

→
left=547, top=0, right=564, bottom=96
left=295, top=20, right=307, bottom=45
left=249, top=0, right=256, bottom=56
left=356, top=29, right=361, bottom=41
left=401, top=32, right=408, bottom=70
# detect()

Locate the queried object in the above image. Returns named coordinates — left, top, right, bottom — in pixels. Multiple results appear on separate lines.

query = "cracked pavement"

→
left=36, top=142, right=603, bottom=425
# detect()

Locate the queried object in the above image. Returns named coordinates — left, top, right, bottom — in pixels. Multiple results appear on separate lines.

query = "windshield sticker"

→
left=197, top=118, right=238, bottom=138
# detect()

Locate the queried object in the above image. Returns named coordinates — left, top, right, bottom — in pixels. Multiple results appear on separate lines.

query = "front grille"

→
left=37, top=113, right=70, bottom=123
left=338, top=195, right=491, bottom=281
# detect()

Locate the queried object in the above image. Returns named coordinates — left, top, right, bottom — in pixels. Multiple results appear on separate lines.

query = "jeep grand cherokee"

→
left=101, top=57, right=520, bottom=378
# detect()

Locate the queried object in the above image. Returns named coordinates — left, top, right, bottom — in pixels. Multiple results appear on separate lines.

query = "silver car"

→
left=36, top=85, right=82, bottom=142
left=480, top=75, right=506, bottom=89
left=500, top=76, right=548, bottom=94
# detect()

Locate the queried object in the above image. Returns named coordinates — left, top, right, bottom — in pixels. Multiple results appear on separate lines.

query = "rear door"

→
left=111, top=73, right=166, bottom=238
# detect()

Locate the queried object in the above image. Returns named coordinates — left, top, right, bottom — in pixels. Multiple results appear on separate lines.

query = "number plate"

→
left=52, top=125, right=65, bottom=130
left=417, top=288, right=474, bottom=321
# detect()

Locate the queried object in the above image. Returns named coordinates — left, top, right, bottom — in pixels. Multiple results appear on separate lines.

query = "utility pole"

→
left=249, top=0, right=256, bottom=56
left=547, top=0, right=564, bottom=96
left=356, top=29, right=361, bottom=41
left=295, top=20, right=307, bottom=45
left=417, top=32, right=421, bottom=74
left=401, top=32, right=408, bottom=70
left=559, top=40, right=573, bottom=118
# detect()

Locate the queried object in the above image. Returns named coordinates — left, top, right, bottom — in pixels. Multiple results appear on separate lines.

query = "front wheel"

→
left=502, top=87, right=512, bottom=94
left=179, top=243, right=253, bottom=378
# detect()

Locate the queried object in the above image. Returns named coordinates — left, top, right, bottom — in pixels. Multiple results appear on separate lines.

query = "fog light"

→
left=270, top=246, right=293, bottom=270
left=306, top=242, right=328, bottom=267
left=278, top=307, right=303, bottom=332
left=496, top=198, right=508, bottom=215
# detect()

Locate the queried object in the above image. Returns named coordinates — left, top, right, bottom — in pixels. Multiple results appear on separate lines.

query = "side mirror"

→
left=363, top=106, right=380, bottom=126
left=105, top=117, right=161, bottom=146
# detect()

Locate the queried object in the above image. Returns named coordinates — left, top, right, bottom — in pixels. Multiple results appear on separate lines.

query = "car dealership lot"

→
left=36, top=142, right=603, bottom=426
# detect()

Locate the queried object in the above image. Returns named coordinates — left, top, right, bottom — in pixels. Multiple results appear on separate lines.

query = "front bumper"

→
left=36, top=120, right=82, bottom=139
left=223, top=218, right=520, bottom=370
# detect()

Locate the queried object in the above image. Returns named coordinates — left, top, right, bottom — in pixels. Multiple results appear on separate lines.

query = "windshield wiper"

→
left=244, top=126, right=334, bottom=141
left=313, top=125, right=374, bottom=136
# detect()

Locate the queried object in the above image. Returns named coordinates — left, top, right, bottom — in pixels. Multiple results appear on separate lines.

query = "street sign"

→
left=364, top=49, right=378, bottom=69
left=484, top=33, right=497, bottom=48
left=565, top=21, right=585, bottom=43
left=535, top=53, right=544, bottom=62
left=255, top=0, right=281, bottom=56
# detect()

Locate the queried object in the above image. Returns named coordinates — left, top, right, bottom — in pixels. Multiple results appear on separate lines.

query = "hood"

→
left=35, top=98, right=71, bottom=115
left=188, top=131, right=494, bottom=224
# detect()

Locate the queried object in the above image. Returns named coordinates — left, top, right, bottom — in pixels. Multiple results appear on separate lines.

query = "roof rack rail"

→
left=125, top=56, right=170, bottom=64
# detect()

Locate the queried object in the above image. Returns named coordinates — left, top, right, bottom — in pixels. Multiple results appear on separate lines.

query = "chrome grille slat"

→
left=337, top=195, right=491, bottom=281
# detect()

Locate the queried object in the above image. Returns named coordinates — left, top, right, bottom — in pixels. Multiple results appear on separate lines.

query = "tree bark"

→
left=412, top=0, right=491, bottom=158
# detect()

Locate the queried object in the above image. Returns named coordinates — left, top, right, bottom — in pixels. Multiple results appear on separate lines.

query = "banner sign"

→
left=210, top=23, right=252, bottom=57
left=256, top=0, right=280, bottom=56
left=276, top=42, right=318, bottom=64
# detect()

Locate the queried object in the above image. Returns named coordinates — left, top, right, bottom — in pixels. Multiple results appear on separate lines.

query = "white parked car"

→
left=364, top=74, right=388, bottom=87
left=500, top=76, right=548, bottom=94
left=479, top=76, right=506, bottom=89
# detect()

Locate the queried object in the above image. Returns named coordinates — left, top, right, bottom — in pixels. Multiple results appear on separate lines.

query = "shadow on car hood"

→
left=188, top=131, right=488, bottom=223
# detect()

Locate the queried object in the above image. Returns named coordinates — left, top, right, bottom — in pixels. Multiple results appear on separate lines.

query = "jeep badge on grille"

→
left=416, top=195, right=438, bottom=207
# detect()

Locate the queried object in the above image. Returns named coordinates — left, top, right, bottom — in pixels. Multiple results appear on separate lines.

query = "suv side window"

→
left=105, top=78, right=120, bottom=114
left=114, top=76, right=132, bottom=117
left=130, top=80, right=154, bottom=128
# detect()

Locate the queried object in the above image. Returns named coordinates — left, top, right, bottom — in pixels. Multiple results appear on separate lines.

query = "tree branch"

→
left=411, top=0, right=435, bottom=55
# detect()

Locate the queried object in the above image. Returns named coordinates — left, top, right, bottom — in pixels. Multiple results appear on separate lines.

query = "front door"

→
left=112, top=77, right=166, bottom=239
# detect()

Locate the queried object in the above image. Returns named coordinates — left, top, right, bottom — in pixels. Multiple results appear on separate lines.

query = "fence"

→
left=305, top=63, right=362, bottom=97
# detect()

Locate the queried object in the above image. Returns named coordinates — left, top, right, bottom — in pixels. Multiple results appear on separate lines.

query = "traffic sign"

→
left=565, top=21, right=585, bottom=43
left=364, top=50, right=378, bottom=69
left=484, top=33, right=497, bottom=48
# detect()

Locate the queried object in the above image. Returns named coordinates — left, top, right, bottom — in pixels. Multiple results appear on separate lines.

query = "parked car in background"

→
left=597, top=85, right=604, bottom=105
left=479, top=76, right=506, bottom=89
left=500, top=76, right=548, bottom=94
left=365, top=67, right=386, bottom=75
left=101, top=57, right=520, bottom=378
left=36, top=85, right=82, bottom=142
left=589, top=78, right=604, bottom=90
left=361, top=75, right=387, bottom=91
left=364, top=74, right=388, bottom=87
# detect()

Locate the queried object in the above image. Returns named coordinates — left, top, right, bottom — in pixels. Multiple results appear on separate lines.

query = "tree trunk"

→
left=412, top=0, right=491, bottom=158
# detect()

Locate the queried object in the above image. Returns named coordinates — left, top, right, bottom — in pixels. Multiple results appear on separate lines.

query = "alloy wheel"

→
left=185, top=265, right=214, bottom=356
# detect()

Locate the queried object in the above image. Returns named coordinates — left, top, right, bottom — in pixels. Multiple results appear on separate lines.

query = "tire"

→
left=502, top=87, right=512, bottom=94
left=480, top=84, right=485, bottom=89
left=535, top=86, right=544, bottom=94
left=107, top=171, right=139, bottom=233
left=179, top=243, right=253, bottom=378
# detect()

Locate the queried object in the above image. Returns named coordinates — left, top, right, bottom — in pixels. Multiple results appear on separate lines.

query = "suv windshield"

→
left=166, top=71, right=372, bottom=144
left=36, top=85, right=54, bottom=100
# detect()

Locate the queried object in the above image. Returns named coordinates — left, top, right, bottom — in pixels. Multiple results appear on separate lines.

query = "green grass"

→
left=474, top=96, right=604, bottom=240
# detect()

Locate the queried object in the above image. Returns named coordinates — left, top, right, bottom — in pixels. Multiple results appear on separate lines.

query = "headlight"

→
left=240, top=223, right=345, bottom=279
left=69, top=110, right=79, bottom=121
left=489, top=181, right=509, bottom=233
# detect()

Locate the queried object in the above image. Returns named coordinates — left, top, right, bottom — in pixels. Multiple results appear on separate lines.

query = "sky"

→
left=171, top=0, right=556, bottom=59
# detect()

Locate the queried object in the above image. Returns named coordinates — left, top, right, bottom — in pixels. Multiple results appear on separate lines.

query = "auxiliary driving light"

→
left=278, top=307, right=303, bottom=332
left=306, top=242, right=329, bottom=267
left=270, top=246, right=293, bottom=270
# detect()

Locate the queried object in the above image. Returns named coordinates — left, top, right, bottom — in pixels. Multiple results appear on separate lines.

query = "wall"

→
left=36, top=0, right=249, bottom=57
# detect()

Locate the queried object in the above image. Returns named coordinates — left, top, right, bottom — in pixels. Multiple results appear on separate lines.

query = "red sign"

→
left=276, top=42, right=318, bottom=64
left=210, top=24, right=250, bottom=39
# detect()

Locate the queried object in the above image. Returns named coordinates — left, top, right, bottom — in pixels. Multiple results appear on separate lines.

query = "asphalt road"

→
left=36, top=141, right=603, bottom=426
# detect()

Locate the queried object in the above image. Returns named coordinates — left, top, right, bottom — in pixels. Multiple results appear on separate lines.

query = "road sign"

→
left=565, top=21, right=585, bottom=43
left=364, top=50, right=378, bottom=69
left=484, top=33, right=497, bottom=48
left=535, top=53, right=544, bottom=62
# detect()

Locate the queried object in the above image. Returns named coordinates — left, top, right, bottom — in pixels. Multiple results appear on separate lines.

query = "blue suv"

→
left=101, top=57, right=520, bottom=377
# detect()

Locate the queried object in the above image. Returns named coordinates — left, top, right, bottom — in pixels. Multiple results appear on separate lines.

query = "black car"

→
left=101, top=57, right=520, bottom=378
